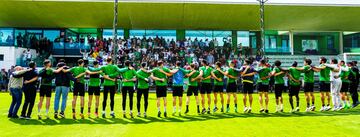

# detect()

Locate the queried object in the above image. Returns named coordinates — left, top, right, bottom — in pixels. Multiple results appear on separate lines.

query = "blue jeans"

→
left=54, top=86, right=69, bottom=113
left=8, top=88, right=22, bottom=117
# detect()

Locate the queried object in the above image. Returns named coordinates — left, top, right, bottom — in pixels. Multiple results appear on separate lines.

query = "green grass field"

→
left=1, top=91, right=360, bottom=137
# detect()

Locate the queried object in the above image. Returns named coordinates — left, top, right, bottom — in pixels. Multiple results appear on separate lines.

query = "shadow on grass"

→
left=8, top=109, right=360, bottom=125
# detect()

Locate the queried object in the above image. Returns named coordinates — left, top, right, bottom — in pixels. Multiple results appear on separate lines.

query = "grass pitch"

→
left=0, top=91, right=360, bottom=137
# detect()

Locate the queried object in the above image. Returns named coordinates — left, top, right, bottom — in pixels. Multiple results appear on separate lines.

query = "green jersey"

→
left=288, top=67, right=301, bottom=86
left=188, top=70, right=200, bottom=86
left=340, top=65, right=350, bottom=83
left=227, top=68, right=238, bottom=84
left=273, top=67, right=285, bottom=84
left=120, top=68, right=137, bottom=87
left=302, top=65, right=314, bottom=83
left=319, top=64, right=331, bottom=82
left=213, top=68, right=225, bottom=86
left=152, top=67, right=170, bottom=86
left=100, top=65, right=128, bottom=86
left=39, top=68, right=54, bottom=86
left=200, top=66, right=213, bottom=83
left=88, top=67, right=101, bottom=87
left=257, top=67, right=271, bottom=85
left=136, top=69, right=151, bottom=89
left=69, top=66, right=87, bottom=84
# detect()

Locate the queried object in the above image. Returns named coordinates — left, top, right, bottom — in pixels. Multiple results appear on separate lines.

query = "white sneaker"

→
left=243, top=107, right=248, bottom=113
left=320, top=106, right=325, bottom=111
left=305, top=107, right=311, bottom=112
left=137, top=112, right=141, bottom=117
left=326, top=106, right=332, bottom=111
left=295, top=107, right=300, bottom=112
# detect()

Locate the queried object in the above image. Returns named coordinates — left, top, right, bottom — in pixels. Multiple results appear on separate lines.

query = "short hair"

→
left=141, top=62, right=147, bottom=68
left=340, top=60, right=345, bottom=65
left=353, top=61, right=357, bottom=65
left=43, top=60, right=51, bottom=66
left=245, top=59, right=251, bottom=65
left=332, top=58, right=338, bottom=64
left=202, top=60, right=208, bottom=66
left=93, top=60, right=99, bottom=66
left=125, top=60, right=130, bottom=66
left=190, top=63, right=195, bottom=69
left=29, top=61, right=36, bottom=68
left=106, top=57, right=112, bottom=63
left=292, top=61, right=298, bottom=67
left=78, top=59, right=84, bottom=65
left=304, top=59, right=312, bottom=65
left=348, top=62, right=354, bottom=66
left=215, top=61, right=221, bottom=67
left=260, top=59, right=266, bottom=65
left=274, top=60, right=281, bottom=67
left=157, top=61, right=163, bottom=66
left=320, top=57, right=327, bottom=63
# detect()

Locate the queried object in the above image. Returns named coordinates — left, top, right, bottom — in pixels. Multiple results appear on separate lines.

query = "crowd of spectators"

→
left=16, top=33, right=53, bottom=54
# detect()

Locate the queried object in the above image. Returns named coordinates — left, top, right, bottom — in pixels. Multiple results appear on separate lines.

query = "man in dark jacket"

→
left=348, top=61, right=359, bottom=108
left=20, top=61, right=38, bottom=119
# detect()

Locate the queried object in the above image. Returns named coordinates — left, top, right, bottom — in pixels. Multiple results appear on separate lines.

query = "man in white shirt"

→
left=324, top=59, right=342, bottom=111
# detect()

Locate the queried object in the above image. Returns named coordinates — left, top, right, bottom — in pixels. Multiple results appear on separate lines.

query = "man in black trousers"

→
left=20, top=61, right=38, bottom=119
left=348, top=61, right=359, bottom=108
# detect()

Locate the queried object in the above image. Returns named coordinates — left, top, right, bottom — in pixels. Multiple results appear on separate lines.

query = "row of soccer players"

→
left=8, top=57, right=359, bottom=120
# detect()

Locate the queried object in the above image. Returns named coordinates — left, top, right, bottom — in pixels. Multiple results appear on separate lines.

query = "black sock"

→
left=227, top=104, right=230, bottom=108
left=322, top=104, right=325, bottom=107
left=235, top=104, right=237, bottom=108
left=81, top=107, right=84, bottom=114
left=95, top=108, right=98, bottom=113
left=197, top=105, right=200, bottom=111
left=327, top=104, right=330, bottom=106
left=88, top=107, right=91, bottom=113
left=312, top=102, right=315, bottom=105
left=307, top=103, right=310, bottom=107
left=72, top=109, right=75, bottom=113
left=289, top=97, right=294, bottom=109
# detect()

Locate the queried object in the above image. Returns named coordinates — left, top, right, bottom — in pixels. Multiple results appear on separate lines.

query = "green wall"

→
left=293, top=33, right=339, bottom=55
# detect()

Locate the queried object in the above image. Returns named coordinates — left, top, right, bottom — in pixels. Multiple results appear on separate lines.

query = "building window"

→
left=0, top=28, right=14, bottom=46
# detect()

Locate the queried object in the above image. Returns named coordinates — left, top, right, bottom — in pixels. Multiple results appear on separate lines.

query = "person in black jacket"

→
left=20, top=61, right=38, bottom=119
left=348, top=61, right=359, bottom=108
left=53, top=59, right=77, bottom=119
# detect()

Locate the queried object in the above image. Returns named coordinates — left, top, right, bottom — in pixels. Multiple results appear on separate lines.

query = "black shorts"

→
left=243, top=82, right=254, bottom=94
left=257, top=83, right=269, bottom=92
left=289, top=85, right=300, bottom=96
left=40, top=85, right=52, bottom=97
left=200, top=83, right=212, bottom=94
left=104, top=86, right=116, bottom=94
left=88, top=86, right=100, bottom=96
left=156, top=86, right=167, bottom=98
left=341, top=82, right=349, bottom=93
left=226, top=82, right=237, bottom=93
left=73, top=82, right=85, bottom=96
left=172, top=86, right=184, bottom=97
left=187, top=86, right=199, bottom=96
left=275, top=84, right=284, bottom=98
left=304, top=83, right=314, bottom=93
left=319, top=81, right=330, bottom=92
left=213, top=85, right=224, bottom=93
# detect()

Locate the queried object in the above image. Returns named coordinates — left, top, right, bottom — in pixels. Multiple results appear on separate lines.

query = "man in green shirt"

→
left=256, top=59, right=271, bottom=113
left=339, top=60, right=351, bottom=109
left=217, top=61, right=238, bottom=113
left=287, top=61, right=301, bottom=112
left=37, top=60, right=55, bottom=119
left=313, top=57, right=331, bottom=111
left=86, top=61, right=103, bottom=118
left=199, top=60, right=213, bottom=114
left=65, top=59, right=87, bottom=119
left=211, top=62, right=225, bottom=113
left=271, top=60, right=285, bottom=112
left=185, top=63, right=202, bottom=114
left=100, top=58, right=129, bottom=118
left=151, top=60, right=170, bottom=118
left=120, top=60, right=137, bottom=118
left=296, top=59, right=315, bottom=112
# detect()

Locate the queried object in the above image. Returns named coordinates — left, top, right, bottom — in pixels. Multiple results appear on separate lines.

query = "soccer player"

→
left=240, top=59, right=256, bottom=113
left=324, top=59, right=342, bottom=111
left=185, top=63, right=202, bottom=114
left=64, top=59, right=87, bottom=119
left=287, top=61, right=301, bottom=112
left=347, top=62, right=360, bottom=108
left=271, top=60, right=285, bottom=112
left=37, top=60, right=55, bottom=119
left=339, top=60, right=351, bottom=109
left=135, top=62, right=153, bottom=117
left=296, top=59, right=315, bottom=112
left=313, top=57, right=332, bottom=111
left=160, top=61, right=190, bottom=116
left=257, top=59, right=271, bottom=113
left=100, top=58, right=129, bottom=118
left=218, top=61, right=238, bottom=113
left=152, top=60, right=170, bottom=117
left=86, top=61, right=103, bottom=118
left=120, top=60, right=137, bottom=118
left=20, top=61, right=38, bottom=119
left=211, top=61, right=225, bottom=112
left=199, top=60, right=213, bottom=114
